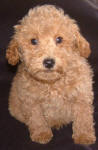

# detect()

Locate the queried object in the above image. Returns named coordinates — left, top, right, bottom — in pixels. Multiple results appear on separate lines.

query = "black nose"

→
left=43, top=58, right=55, bottom=69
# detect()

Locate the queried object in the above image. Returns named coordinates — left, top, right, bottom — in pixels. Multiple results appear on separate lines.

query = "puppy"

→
left=6, top=5, right=96, bottom=145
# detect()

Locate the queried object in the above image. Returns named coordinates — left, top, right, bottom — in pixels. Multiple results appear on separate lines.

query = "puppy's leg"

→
left=26, top=104, right=53, bottom=144
left=72, top=103, right=96, bottom=145
left=9, top=89, right=26, bottom=123
left=9, top=93, right=52, bottom=144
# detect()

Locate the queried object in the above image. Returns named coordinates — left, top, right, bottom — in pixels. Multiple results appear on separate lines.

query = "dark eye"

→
left=31, top=39, right=38, bottom=45
left=56, top=36, right=63, bottom=44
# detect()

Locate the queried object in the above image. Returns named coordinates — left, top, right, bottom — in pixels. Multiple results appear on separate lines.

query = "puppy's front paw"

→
left=73, top=134, right=96, bottom=145
left=30, top=128, right=53, bottom=144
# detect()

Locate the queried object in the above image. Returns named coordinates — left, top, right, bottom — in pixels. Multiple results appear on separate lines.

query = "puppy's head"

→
left=6, top=5, right=91, bottom=83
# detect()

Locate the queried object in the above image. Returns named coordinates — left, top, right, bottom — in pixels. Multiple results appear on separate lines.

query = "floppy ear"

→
left=74, top=31, right=91, bottom=58
left=6, top=38, right=19, bottom=65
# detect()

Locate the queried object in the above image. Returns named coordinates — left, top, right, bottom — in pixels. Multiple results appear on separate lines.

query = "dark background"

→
left=0, top=0, right=98, bottom=149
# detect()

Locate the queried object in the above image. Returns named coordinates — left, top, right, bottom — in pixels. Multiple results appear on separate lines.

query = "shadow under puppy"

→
left=6, top=5, right=96, bottom=145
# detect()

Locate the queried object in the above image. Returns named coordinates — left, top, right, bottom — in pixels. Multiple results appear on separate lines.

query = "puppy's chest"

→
left=39, top=85, right=66, bottom=113
left=32, top=83, right=65, bottom=102
left=18, top=79, right=66, bottom=103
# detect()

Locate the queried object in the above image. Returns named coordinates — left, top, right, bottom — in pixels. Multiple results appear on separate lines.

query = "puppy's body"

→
left=6, top=5, right=96, bottom=145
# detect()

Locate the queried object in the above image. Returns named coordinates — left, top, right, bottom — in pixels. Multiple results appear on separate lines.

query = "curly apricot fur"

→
left=6, top=5, right=96, bottom=145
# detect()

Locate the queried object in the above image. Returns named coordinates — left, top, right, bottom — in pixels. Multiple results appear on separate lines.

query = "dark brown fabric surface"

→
left=0, top=0, right=98, bottom=149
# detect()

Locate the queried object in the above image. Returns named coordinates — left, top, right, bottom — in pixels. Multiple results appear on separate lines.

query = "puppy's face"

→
left=6, top=5, right=91, bottom=83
